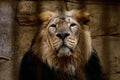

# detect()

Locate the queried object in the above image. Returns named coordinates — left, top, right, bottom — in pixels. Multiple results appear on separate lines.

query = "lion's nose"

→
left=56, top=32, right=70, bottom=39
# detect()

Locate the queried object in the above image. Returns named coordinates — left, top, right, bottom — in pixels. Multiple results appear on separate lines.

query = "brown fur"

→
left=32, top=10, right=93, bottom=80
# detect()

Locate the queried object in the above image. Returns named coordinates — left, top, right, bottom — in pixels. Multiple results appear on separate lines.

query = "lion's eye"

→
left=70, top=23, right=76, bottom=27
left=49, top=24, right=56, bottom=32
left=70, top=23, right=77, bottom=32
left=50, top=24, right=56, bottom=27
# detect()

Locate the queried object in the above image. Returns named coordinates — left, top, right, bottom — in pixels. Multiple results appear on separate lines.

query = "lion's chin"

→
left=56, top=46, right=73, bottom=57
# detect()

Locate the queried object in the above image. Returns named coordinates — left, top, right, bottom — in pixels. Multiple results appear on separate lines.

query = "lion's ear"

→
left=72, top=10, right=93, bottom=25
left=38, top=11, right=54, bottom=22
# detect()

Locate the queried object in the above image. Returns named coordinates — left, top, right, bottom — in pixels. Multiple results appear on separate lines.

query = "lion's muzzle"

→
left=55, top=32, right=73, bottom=57
left=56, top=32, right=71, bottom=57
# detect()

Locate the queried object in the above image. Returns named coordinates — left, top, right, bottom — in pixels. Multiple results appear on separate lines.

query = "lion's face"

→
left=32, top=9, right=92, bottom=74
left=47, top=16, right=79, bottom=57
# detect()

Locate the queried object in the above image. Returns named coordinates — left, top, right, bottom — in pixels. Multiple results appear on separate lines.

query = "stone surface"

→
left=93, top=36, right=120, bottom=80
left=0, top=60, right=13, bottom=80
left=17, top=1, right=37, bottom=26
left=38, top=1, right=66, bottom=11
left=13, top=26, right=37, bottom=80
left=0, top=1, right=13, bottom=59
left=18, top=1, right=37, bottom=14
left=0, top=1, right=14, bottom=80
left=14, top=26, right=37, bottom=57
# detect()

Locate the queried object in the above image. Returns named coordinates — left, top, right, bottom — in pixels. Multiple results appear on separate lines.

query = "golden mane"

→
left=32, top=9, right=93, bottom=80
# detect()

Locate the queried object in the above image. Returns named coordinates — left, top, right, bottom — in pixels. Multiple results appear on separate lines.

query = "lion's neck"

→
left=53, top=70, right=77, bottom=80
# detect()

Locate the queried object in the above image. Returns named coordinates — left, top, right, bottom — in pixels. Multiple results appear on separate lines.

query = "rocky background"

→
left=0, top=0, right=120, bottom=80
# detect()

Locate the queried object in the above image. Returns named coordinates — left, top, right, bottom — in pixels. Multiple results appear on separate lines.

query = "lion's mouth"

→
left=56, top=43, right=73, bottom=57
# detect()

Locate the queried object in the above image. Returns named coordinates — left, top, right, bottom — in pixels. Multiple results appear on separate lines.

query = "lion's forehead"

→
left=51, top=17, right=78, bottom=26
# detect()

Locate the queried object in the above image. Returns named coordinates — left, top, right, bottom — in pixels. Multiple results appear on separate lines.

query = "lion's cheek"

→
left=50, top=38, right=63, bottom=50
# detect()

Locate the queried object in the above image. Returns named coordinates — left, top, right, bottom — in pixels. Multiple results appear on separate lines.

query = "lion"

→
left=19, top=9, right=103, bottom=80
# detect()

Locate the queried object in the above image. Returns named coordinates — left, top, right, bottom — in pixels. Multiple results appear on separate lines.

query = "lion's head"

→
left=32, top=9, right=93, bottom=75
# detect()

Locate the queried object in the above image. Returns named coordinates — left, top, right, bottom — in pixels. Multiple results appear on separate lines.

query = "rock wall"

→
left=0, top=0, right=120, bottom=80
left=0, top=1, right=14, bottom=80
